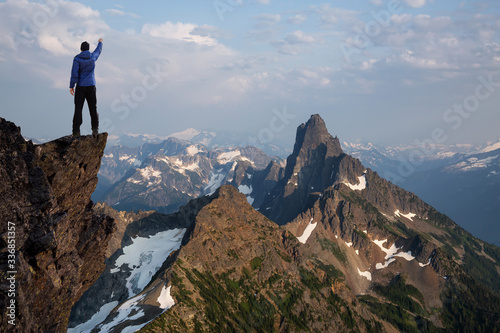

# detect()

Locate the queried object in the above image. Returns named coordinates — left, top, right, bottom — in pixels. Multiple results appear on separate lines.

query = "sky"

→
left=0, top=0, right=499, bottom=148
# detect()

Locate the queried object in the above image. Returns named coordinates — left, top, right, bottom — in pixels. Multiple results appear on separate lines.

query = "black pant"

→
left=73, top=85, right=98, bottom=133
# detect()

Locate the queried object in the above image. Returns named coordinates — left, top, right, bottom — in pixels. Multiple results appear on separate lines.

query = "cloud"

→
left=141, top=22, right=218, bottom=46
left=313, top=3, right=358, bottom=27
left=105, top=8, right=140, bottom=18
left=252, top=13, right=281, bottom=27
left=0, top=0, right=108, bottom=56
left=271, top=30, right=320, bottom=55
left=256, top=0, right=270, bottom=4
left=285, top=31, right=315, bottom=44
left=287, top=14, right=307, bottom=25
left=403, top=0, right=426, bottom=8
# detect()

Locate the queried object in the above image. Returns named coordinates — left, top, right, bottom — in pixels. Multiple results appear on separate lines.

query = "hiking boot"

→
left=72, top=131, right=80, bottom=137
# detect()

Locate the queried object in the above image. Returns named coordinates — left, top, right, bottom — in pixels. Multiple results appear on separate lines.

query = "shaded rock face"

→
left=260, top=114, right=365, bottom=224
left=0, top=118, right=115, bottom=332
left=229, top=160, right=285, bottom=208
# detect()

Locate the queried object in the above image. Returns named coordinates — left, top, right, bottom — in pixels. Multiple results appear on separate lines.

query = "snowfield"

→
left=357, top=268, right=372, bottom=281
left=205, top=168, right=226, bottom=195
left=238, top=185, right=255, bottom=205
left=344, top=173, right=367, bottom=191
left=70, top=229, right=185, bottom=333
left=297, top=218, right=317, bottom=244
left=111, top=228, right=186, bottom=298
left=394, top=210, right=417, bottom=221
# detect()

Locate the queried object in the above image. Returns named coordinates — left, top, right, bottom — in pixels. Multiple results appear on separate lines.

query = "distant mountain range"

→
left=66, top=115, right=500, bottom=332
left=95, top=138, right=284, bottom=214
left=95, top=129, right=500, bottom=246
left=342, top=141, right=500, bottom=246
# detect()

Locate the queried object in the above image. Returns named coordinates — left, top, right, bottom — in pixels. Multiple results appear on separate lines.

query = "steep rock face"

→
left=0, top=118, right=114, bottom=332
left=92, top=202, right=157, bottom=258
left=260, top=114, right=365, bottom=224
left=229, top=160, right=285, bottom=208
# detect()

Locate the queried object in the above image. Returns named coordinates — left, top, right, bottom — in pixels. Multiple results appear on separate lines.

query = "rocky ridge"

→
left=0, top=118, right=114, bottom=332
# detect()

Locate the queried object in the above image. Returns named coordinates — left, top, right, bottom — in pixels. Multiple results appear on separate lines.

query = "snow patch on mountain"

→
left=186, top=145, right=200, bottom=156
left=157, top=285, right=175, bottom=310
left=419, top=257, right=432, bottom=267
left=68, top=301, right=119, bottom=333
left=394, top=210, right=417, bottom=221
left=372, top=239, right=418, bottom=269
left=297, top=218, right=317, bottom=244
left=172, top=158, right=201, bottom=175
left=97, top=293, right=147, bottom=333
left=447, top=155, right=499, bottom=172
left=238, top=185, right=255, bottom=205
left=357, top=268, right=372, bottom=281
left=218, top=150, right=241, bottom=164
left=168, top=128, right=201, bottom=141
left=344, top=173, right=367, bottom=191
left=205, top=168, right=226, bottom=195
left=482, top=141, right=500, bottom=153
left=111, top=228, right=186, bottom=298
left=373, top=239, right=399, bottom=261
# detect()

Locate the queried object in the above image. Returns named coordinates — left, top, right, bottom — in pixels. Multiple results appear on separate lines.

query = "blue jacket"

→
left=69, top=42, right=103, bottom=88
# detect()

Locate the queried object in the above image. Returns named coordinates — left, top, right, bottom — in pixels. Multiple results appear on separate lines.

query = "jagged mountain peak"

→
left=291, top=114, right=343, bottom=161
left=261, top=114, right=365, bottom=224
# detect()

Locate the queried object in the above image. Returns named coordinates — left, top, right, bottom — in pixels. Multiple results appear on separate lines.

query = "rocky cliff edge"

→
left=0, top=118, right=115, bottom=332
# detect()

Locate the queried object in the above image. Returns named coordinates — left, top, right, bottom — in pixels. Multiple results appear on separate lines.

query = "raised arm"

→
left=92, top=38, right=103, bottom=61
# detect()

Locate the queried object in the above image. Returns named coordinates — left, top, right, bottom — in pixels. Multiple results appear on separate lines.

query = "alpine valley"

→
left=1, top=115, right=499, bottom=333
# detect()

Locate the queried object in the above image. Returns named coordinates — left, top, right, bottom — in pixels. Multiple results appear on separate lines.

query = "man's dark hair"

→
left=81, top=41, right=90, bottom=51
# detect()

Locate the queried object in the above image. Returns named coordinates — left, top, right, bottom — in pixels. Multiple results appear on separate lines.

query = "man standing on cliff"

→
left=69, top=38, right=103, bottom=137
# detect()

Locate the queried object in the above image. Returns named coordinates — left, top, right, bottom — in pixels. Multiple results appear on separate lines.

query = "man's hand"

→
left=70, top=88, right=74, bottom=96
left=99, top=38, right=103, bottom=43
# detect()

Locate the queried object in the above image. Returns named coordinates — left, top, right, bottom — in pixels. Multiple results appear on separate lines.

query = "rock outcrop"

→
left=0, top=118, right=115, bottom=332
left=260, top=114, right=365, bottom=224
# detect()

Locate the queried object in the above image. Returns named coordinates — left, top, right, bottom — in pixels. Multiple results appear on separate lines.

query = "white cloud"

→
left=314, top=4, right=358, bottom=26
left=271, top=30, right=319, bottom=55
left=285, top=31, right=315, bottom=44
left=106, top=8, right=125, bottom=16
left=361, top=59, right=377, bottom=70
left=105, top=8, right=140, bottom=18
left=399, top=50, right=454, bottom=69
left=256, top=0, right=270, bottom=4
left=404, top=0, right=426, bottom=8
left=288, top=14, right=307, bottom=25
left=0, top=0, right=108, bottom=55
left=141, top=22, right=218, bottom=46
